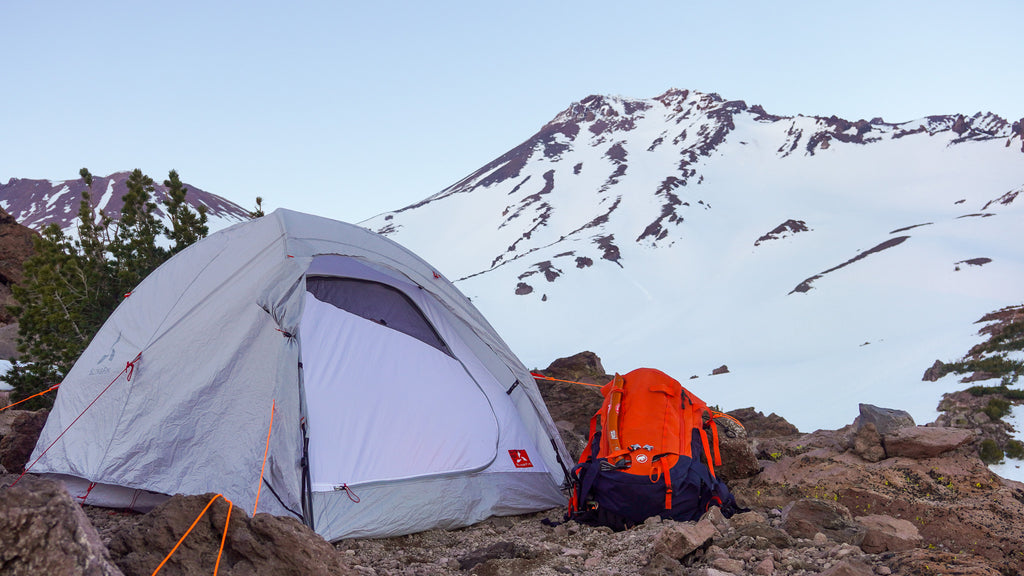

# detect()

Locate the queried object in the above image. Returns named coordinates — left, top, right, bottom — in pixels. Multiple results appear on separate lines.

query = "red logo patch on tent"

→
left=508, top=449, right=533, bottom=468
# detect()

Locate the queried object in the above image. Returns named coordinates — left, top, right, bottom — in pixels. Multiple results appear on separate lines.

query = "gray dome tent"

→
left=30, top=209, right=571, bottom=540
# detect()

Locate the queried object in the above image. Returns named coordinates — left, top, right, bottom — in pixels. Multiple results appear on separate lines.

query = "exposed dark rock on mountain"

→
left=981, top=187, right=1020, bottom=210
left=755, top=219, right=809, bottom=247
left=790, top=236, right=911, bottom=294
left=956, top=257, right=992, bottom=268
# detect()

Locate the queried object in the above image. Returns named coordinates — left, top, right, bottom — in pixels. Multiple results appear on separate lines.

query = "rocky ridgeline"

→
left=1, top=352, right=1023, bottom=575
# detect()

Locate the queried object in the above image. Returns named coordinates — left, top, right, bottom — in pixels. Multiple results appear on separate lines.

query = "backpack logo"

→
left=508, top=449, right=533, bottom=468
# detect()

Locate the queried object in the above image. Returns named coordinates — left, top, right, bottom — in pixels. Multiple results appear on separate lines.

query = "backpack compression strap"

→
left=603, top=373, right=630, bottom=464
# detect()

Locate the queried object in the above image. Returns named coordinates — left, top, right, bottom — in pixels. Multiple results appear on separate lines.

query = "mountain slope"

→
left=364, top=89, right=1024, bottom=433
left=0, top=171, right=250, bottom=234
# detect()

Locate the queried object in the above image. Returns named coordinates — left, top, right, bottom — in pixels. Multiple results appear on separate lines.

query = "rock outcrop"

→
left=533, top=351, right=609, bottom=460
left=103, top=493, right=357, bottom=576
left=732, top=420, right=1024, bottom=573
left=0, top=476, right=123, bottom=576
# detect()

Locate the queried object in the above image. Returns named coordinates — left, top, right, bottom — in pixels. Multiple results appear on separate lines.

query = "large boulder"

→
left=0, top=476, right=124, bottom=576
left=882, top=426, right=974, bottom=459
left=726, top=407, right=800, bottom=437
left=107, top=493, right=356, bottom=576
left=856, top=514, right=922, bottom=553
left=855, top=403, right=914, bottom=435
left=534, top=352, right=607, bottom=446
left=651, top=517, right=717, bottom=559
left=713, top=415, right=760, bottom=481
left=541, top=351, right=609, bottom=383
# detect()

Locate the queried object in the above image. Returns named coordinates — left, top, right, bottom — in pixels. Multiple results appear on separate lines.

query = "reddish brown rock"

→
left=732, top=422, right=1024, bottom=574
left=542, top=351, right=608, bottom=382
left=0, top=409, right=47, bottom=473
left=534, top=352, right=606, bottom=452
left=727, top=407, right=800, bottom=437
left=921, top=359, right=946, bottom=381
left=652, top=517, right=717, bottom=559
left=882, top=426, right=973, bottom=459
left=855, top=514, right=922, bottom=553
left=851, top=423, right=885, bottom=463
left=106, top=493, right=356, bottom=576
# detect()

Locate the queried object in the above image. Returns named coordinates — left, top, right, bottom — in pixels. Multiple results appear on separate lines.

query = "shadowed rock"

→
left=780, top=499, right=865, bottom=545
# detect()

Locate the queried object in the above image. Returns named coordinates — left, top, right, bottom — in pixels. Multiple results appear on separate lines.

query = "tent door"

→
left=299, top=290, right=499, bottom=490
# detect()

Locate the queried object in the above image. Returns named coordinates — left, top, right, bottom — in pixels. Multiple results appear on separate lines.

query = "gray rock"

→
left=780, top=499, right=866, bottom=546
left=856, top=404, right=915, bottom=435
left=652, top=518, right=717, bottom=560
left=736, top=524, right=794, bottom=548
left=818, top=558, right=875, bottom=576
left=0, top=476, right=124, bottom=576
left=855, top=514, right=922, bottom=553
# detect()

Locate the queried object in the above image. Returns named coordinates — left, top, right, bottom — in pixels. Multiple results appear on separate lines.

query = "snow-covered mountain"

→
left=364, top=89, right=1024, bottom=434
left=0, top=171, right=250, bottom=234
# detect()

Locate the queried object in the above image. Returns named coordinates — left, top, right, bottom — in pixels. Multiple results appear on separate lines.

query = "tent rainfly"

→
left=29, top=209, right=572, bottom=540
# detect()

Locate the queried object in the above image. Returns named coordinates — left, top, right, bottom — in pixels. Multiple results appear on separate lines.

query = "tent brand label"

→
left=508, top=449, right=533, bottom=468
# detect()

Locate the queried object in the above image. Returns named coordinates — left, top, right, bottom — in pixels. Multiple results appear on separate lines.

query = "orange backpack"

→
left=568, top=368, right=742, bottom=529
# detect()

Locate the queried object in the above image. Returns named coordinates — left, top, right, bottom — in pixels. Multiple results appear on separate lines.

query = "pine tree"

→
left=7, top=172, right=117, bottom=408
left=4, top=168, right=209, bottom=409
left=163, top=169, right=208, bottom=254
left=251, top=196, right=265, bottom=218
left=108, top=169, right=167, bottom=293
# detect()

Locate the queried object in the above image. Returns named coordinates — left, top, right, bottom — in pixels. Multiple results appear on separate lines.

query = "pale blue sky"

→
left=2, top=1, right=1021, bottom=222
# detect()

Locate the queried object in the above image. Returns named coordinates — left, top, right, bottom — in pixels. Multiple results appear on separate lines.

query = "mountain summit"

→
left=0, top=171, right=250, bottom=234
left=364, top=89, right=1024, bottom=431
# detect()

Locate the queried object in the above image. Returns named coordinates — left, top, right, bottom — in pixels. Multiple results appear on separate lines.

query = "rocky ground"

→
left=2, top=351, right=1024, bottom=575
